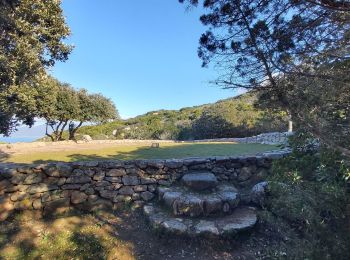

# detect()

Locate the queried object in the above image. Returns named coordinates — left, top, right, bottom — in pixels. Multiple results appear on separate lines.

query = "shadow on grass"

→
left=0, top=208, right=248, bottom=259
left=27, top=143, right=277, bottom=164
left=0, top=150, right=10, bottom=162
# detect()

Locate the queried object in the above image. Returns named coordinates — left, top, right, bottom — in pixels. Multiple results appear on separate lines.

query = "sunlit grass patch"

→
left=2, top=142, right=278, bottom=164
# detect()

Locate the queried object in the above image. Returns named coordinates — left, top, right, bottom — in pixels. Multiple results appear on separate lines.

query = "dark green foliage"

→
left=0, top=0, right=72, bottom=135
left=180, top=0, right=350, bottom=155
left=68, top=92, right=287, bottom=141
left=40, top=78, right=119, bottom=141
left=259, top=134, right=350, bottom=259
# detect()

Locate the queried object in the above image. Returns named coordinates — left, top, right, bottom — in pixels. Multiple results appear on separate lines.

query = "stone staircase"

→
left=143, top=172, right=257, bottom=237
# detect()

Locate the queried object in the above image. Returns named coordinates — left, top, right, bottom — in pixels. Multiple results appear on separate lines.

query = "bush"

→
left=261, top=139, right=350, bottom=259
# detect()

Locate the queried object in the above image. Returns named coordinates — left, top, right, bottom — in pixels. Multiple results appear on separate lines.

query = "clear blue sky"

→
left=50, top=0, right=236, bottom=119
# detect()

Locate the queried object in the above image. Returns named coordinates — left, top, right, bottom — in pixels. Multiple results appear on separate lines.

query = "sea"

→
left=0, top=136, right=39, bottom=143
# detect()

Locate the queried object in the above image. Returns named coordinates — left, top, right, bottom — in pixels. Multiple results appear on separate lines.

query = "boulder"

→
left=250, top=181, right=269, bottom=206
left=71, top=191, right=88, bottom=204
left=122, top=176, right=139, bottom=185
left=181, top=172, right=218, bottom=191
left=140, top=191, right=154, bottom=201
left=82, top=135, right=92, bottom=142
left=27, top=184, right=58, bottom=194
left=106, top=168, right=126, bottom=177
left=118, top=186, right=134, bottom=195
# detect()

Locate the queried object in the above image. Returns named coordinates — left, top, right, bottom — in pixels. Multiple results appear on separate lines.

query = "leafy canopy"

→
left=0, top=0, right=72, bottom=135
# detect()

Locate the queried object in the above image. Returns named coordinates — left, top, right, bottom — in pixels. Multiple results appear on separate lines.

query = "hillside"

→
left=54, top=92, right=288, bottom=141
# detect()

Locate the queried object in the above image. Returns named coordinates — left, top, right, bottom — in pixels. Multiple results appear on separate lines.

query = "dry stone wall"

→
left=0, top=149, right=290, bottom=220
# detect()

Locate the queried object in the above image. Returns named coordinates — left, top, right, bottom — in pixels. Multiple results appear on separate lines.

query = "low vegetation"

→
left=50, top=92, right=288, bottom=141
left=255, top=133, right=350, bottom=259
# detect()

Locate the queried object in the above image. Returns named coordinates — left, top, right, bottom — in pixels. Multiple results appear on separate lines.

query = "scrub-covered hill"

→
left=47, top=92, right=288, bottom=141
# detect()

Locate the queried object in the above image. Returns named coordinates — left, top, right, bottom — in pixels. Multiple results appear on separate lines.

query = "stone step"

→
left=157, top=184, right=240, bottom=217
left=143, top=204, right=257, bottom=237
left=181, top=172, right=218, bottom=191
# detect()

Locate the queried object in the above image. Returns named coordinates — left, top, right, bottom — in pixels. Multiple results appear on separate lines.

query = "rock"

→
left=132, top=193, right=141, bottom=201
left=181, top=172, right=218, bottom=191
left=122, top=176, right=139, bottom=185
left=0, top=179, right=11, bottom=191
left=161, top=220, right=187, bottom=234
left=27, top=184, right=58, bottom=194
left=238, top=167, right=252, bottom=182
left=61, top=184, right=81, bottom=190
left=204, top=197, right=222, bottom=215
left=162, top=191, right=182, bottom=207
left=32, top=198, right=43, bottom=210
left=65, top=176, right=91, bottom=184
left=94, top=181, right=110, bottom=187
left=147, top=185, right=156, bottom=193
left=82, top=135, right=92, bottom=142
left=147, top=160, right=164, bottom=169
left=93, top=171, right=105, bottom=181
left=45, top=163, right=72, bottom=177
left=104, top=177, right=121, bottom=183
left=140, top=177, right=157, bottom=184
left=118, top=186, right=134, bottom=195
left=250, top=181, right=268, bottom=206
left=85, top=188, right=95, bottom=195
left=43, top=198, right=70, bottom=213
left=194, top=221, right=219, bottom=236
left=223, top=202, right=230, bottom=213
left=99, top=190, right=118, bottom=199
left=114, top=195, right=132, bottom=203
left=107, top=168, right=126, bottom=177
left=10, top=192, right=28, bottom=202
left=158, top=180, right=171, bottom=186
left=24, top=173, right=43, bottom=184
left=165, top=160, right=183, bottom=169
left=0, top=197, right=14, bottom=221
left=218, top=191, right=239, bottom=209
left=71, top=191, right=88, bottom=204
left=140, top=191, right=154, bottom=201
left=173, top=195, right=204, bottom=217
left=11, top=174, right=26, bottom=184
left=46, top=177, right=65, bottom=186
left=132, top=185, right=146, bottom=192
left=126, top=167, right=140, bottom=175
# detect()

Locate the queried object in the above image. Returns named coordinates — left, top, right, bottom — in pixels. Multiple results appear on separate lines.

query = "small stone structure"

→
left=233, top=132, right=293, bottom=145
left=144, top=172, right=257, bottom=237
left=0, top=149, right=290, bottom=225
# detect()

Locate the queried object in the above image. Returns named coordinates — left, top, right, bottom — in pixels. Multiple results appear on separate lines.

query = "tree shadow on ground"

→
left=0, top=150, right=10, bottom=162
left=0, top=207, right=254, bottom=259
left=28, top=143, right=275, bottom=164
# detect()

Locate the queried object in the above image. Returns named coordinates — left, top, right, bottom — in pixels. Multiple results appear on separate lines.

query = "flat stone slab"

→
left=143, top=204, right=257, bottom=237
left=157, top=184, right=239, bottom=217
left=181, top=172, right=218, bottom=191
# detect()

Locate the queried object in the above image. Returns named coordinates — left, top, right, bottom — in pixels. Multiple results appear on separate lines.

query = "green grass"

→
left=2, top=142, right=278, bottom=164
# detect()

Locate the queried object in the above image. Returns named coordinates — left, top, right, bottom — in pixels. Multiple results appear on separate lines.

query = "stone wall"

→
left=0, top=149, right=290, bottom=220
left=233, top=132, right=293, bottom=145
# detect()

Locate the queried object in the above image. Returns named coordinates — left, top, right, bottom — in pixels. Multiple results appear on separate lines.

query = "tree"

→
left=179, top=0, right=350, bottom=154
left=44, top=83, right=79, bottom=141
left=0, top=0, right=72, bottom=135
left=68, top=91, right=119, bottom=140
left=37, top=78, right=119, bottom=141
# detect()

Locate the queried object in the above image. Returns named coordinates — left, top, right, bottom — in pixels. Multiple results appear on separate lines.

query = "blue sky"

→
left=50, top=0, right=236, bottom=119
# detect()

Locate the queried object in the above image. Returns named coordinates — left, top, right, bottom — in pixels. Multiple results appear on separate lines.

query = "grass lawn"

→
left=1, top=142, right=278, bottom=164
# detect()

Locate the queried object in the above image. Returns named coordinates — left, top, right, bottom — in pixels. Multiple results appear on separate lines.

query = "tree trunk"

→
left=69, top=121, right=83, bottom=140
left=45, top=122, right=54, bottom=142
left=58, top=120, right=68, bottom=141
left=288, top=111, right=293, bottom=132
